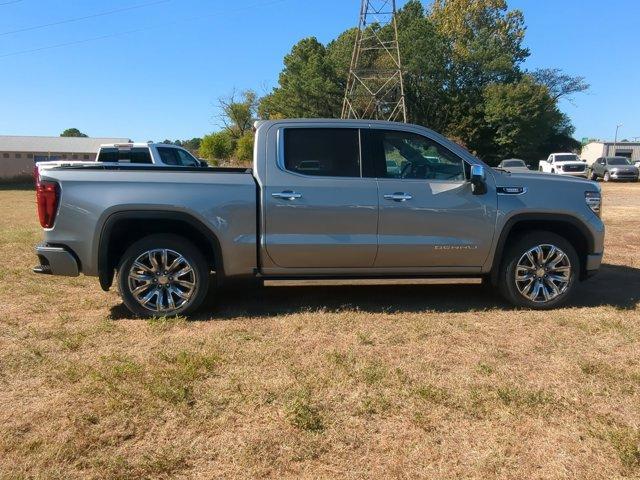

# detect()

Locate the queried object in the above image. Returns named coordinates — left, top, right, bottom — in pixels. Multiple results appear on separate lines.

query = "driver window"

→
left=380, top=131, right=464, bottom=181
left=176, top=149, right=198, bottom=167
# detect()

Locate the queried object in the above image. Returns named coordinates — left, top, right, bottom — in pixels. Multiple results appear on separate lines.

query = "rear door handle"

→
left=383, top=192, right=413, bottom=202
left=272, top=190, right=302, bottom=200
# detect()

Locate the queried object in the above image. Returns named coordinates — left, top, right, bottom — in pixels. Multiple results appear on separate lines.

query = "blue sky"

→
left=0, top=0, right=638, bottom=142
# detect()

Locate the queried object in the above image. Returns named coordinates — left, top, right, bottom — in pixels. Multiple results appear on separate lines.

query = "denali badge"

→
left=497, top=186, right=527, bottom=195
left=434, top=245, right=478, bottom=250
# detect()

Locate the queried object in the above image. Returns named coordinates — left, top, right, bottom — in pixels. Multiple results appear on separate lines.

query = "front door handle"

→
left=272, top=190, right=302, bottom=200
left=383, top=192, right=413, bottom=202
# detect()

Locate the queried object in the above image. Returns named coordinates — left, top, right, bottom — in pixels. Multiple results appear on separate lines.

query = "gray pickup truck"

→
left=33, top=119, right=605, bottom=316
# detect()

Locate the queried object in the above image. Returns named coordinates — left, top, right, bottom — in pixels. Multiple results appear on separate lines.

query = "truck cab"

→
left=539, top=153, right=587, bottom=177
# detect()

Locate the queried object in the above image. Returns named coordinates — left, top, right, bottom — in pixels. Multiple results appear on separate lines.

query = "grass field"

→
left=1, top=183, right=639, bottom=479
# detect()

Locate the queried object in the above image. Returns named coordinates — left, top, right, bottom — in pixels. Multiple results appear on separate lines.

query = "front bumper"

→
left=558, top=170, right=587, bottom=177
left=583, top=253, right=603, bottom=278
left=33, top=244, right=79, bottom=276
left=609, top=172, right=639, bottom=181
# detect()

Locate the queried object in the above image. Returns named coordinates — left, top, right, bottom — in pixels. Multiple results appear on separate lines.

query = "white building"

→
left=581, top=141, right=640, bottom=166
left=0, top=135, right=129, bottom=180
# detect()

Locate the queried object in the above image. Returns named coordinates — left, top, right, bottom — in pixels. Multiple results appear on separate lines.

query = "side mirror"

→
left=470, top=165, right=487, bottom=195
left=197, top=159, right=209, bottom=168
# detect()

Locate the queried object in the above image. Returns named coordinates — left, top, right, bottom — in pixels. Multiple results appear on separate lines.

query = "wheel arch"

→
left=97, top=210, right=224, bottom=291
left=489, top=213, right=594, bottom=285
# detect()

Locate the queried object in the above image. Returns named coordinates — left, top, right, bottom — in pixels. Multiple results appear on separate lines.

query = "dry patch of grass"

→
left=0, top=183, right=639, bottom=478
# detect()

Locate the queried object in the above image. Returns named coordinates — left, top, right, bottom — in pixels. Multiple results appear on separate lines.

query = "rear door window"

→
left=157, top=147, right=181, bottom=166
left=283, top=128, right=361, bottom=177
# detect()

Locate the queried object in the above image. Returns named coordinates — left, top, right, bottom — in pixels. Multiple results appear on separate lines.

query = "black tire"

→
left=498, top=231, right=579, bottom=309
left=117, top=234, right=210, bottom=317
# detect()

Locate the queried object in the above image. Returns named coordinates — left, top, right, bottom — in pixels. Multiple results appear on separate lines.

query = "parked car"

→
left=36, top=142, right=207, bottom=172
left=538, top=153, right=587, bottom=177
left=33, top=119, right=604, bottom=316
left=96, top=142, right=207, bottom=167
left=497, top=158, right=532, bottom=173
left=588, top=156, right=639, bottom=182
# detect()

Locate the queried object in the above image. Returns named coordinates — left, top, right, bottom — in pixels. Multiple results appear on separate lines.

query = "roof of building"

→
left=0, top=135, right=130, bottom=153
left=585, top=140, right=640, bottom=146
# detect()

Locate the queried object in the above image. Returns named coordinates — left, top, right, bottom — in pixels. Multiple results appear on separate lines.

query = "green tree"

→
left=531, top=68, right=589, bottom=102
left=395, top=1, right=449, bottom=130
left=259, top=37, right=343, bottom=119
left=218, top=90, right=257, bottom=139
left=483, top=75, right=561, bottom=162
left=60, top=128, right=88, bottom=137
left=181, top=137, right=202, bottom=154
left=429, top=0, right=528, bottom=156
left=199, top=131, right=235, bottom=161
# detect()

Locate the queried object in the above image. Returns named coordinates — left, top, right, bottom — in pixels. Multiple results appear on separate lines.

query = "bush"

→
left=199, top=131, right=235, bottom=161
left=235, top=133, right=254, bottom=163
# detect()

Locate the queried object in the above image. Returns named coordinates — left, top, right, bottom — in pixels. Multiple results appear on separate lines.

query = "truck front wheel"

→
left=498, top=231, right=579, bottom=309
left=117, top=234, right=210, bottom=317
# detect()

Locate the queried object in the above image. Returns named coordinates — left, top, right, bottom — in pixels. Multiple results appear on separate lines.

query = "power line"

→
left=0, top=0, right=287, bottom=59
left=0, top=0, right=23, bottom=5
left=0, top=0, right=170, bottom=37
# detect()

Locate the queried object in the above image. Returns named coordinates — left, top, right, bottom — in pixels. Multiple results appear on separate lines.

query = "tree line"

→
left=69, top=0, right=590, bottom=167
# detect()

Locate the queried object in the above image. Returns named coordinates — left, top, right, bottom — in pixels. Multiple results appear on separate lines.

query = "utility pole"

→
left=341, top=0, right=407, bottom=123
left=613, top=123, right=622, bottom=155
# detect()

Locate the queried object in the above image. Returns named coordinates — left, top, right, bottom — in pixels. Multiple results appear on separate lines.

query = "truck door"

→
left=263, top=127, right=378, bottom=268
left=364, top=128, right=496, bottom=268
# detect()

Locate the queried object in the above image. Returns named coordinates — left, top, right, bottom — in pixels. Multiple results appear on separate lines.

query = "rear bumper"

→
left=33, top=244, right=79, bottom=277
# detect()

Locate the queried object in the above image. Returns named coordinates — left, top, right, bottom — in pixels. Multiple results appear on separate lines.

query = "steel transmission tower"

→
left=341, top=0, right=407, bottom=122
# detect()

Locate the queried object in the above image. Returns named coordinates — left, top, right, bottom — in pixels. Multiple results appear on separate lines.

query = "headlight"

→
left=585, top=190, right=601, bottom=217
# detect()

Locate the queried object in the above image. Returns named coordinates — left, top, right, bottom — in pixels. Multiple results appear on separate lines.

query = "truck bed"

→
left=37, top=165, right=258, bottom=279
left=43, top=163, right=252, bottom=174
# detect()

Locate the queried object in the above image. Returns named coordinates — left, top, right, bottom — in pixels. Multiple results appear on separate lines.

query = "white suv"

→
left=96, top=142, right=205, bottom=167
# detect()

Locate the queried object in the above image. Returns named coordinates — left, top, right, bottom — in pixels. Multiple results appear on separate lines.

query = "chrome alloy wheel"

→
left=514, top=244, right=571, bottom=303
left=127, top=248, right=196, bottom=313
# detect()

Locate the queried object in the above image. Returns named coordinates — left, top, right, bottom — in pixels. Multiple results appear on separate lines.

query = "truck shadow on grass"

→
left=108, top=263, right=640, bottom=320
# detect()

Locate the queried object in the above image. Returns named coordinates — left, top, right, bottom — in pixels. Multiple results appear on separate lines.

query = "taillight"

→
left=36, top=181, right=59, bottom=228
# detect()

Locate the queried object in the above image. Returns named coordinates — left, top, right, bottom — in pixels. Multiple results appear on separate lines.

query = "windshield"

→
left=607, top=158, right=630, bottom=166
left=555, top=154, right=579, bottom=162
left=502, top=160, right=525, bottom=167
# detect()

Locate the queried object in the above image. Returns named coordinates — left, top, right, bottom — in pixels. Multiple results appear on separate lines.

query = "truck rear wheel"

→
left=117, top=234, right=209, bottom=317
left=498, top=231, right=579, bottom=309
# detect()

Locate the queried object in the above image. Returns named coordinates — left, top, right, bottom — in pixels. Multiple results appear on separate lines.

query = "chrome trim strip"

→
left=496, top=186, right=528, bottom=195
